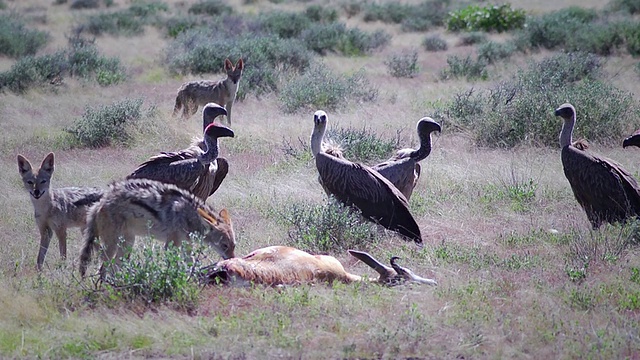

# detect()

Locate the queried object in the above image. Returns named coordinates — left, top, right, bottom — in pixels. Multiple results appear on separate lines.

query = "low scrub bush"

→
left=166, top=30, right=312, bottom=98
left=259, top=11, right=311, bottom=39
left=607, top=0, right=640, bottom=14
left=423, top=35, right=448, bottom=51
left=278, top=63, right=378, bottom=113
left=477, top=41, right=516, bottom=64
left=325, top=126, right=396, bottom=163
left=188, top=0, right=232, bottom=16
left=446, top=4, right=526, bottom=32
left=163, top=15, right=201, bottom=38
left=101, top=236, right=206, bottom=308
left=70, top=0, right=99, bottom=9
left=281, top=198, right=379, bottom=253
left=82, top=1, right=168, bottom=36
left=66, top=98, right=150, bottom=148
left=305, top=5, right=338, bottom=23
left=440, top=55, right=488, bottom=81
left=458, top=31, right=487, bottom=46
left=440, top=52, right=640, bottom=147
left=384, top=50, right=419, bottom=78
left=0, top=13, right=49, bottom=58
left=302, top=23, right=390, bottom=56
left=363, top=0, right=450, bottom=32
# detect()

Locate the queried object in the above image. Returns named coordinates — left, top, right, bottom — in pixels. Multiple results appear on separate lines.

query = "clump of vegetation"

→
left=446, top=4, right=526, bottom=32
left=66, top=98, right=152, bottom=148
left=440, top=55, right=488, bottom=81
left=607, top=0, right=640, bottom=14
left=0, top=42, right=125, bottom=93
left=458, top=31, right=487, bottom=46
left=99, top=236, right=206, bottom=309
left=423, top=35, right=448, bottom=51
left=70, top=0, right=99, bottom=9
left=163, top=15, right=202, bottom=38
left=0, top=13, right=49, bottom=58
left=325, top=126, right=396, bottom=163
left=188, top=0, right=233, bottom=16
left=441, top=52, right=640, bottom=147
left=363, top=0, right=451, bottom=32
left=304, top=5, right=338, bottom=23
left=302, top=23, right=390, bottom=56
left=385, top=50, right=419, bottom=78
left=82, top=1, right=168, bottom=36
left=278, top=63, right=378, bottom=114
left=166, top=30, right=313, bottom=99
left=477, top=41, right=516, bottom=64
left=259, top=11, right=312, bottom=39
left=281, top=198, right=379, bottom=254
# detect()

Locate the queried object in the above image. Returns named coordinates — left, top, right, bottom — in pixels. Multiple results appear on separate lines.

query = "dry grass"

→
left=1, top=0, right=640, bottom=358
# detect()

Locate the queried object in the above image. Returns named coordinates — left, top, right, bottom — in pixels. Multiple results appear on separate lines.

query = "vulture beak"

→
left=204, top=123, right=235, bottom=138
left=623, top=132, right=640, bottom=149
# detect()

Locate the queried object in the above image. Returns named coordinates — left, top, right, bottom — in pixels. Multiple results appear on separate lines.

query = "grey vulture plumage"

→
left=311, top=110, right=423, bottom=244
left=127, top=103, right=234, bottom=200
left=555, top=103, right=640, bottom=229
left=371, top=117, right=441, bottom=201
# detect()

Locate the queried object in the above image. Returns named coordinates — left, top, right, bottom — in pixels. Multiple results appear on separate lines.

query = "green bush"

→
left=458, top=31, right=487, bottom=45
left=446, top=4, right=526, bottom=32
left=607, top=0, right=640, bottom=14
left=325, top=126, right=396, bottom=163
left=163, top=15, right=201, bottom=38
left=384, top=50, right=419, bottom=78
left=621, top=21, right=640, bottom=56
left=188, top=0, right=233, bottom=16
left=441, top=52, right=640, bottom=148
left=281, top=198, right=379, bottom=254
left=440, top=55, right=488, bottom=81
left=302, top=23, right=390, bottom=56
left=0, top=51, right=68, bottom=93
left=259, top=11, right=311, bottom=38
left=477, top=41, right=516, bottom=64
left=66, top=98, right=148, bottom=148
left=166, top=30, right=312, bottom=98
left=423, top=35, right=448, bottom=51
left=0, top=13, right=49, bottom=58
left=278, top=63, right=378, bottom=114
left=70, top=0, right=99, bottom=9
left=305, top=5, right=338, bottom=23
left=82, top=1, right=167, bottom=36
left=363, top=0, right=451, bottom=32
left=68, top=44, right=126, bottom=84
left=102, top=236, right=205, bottom=308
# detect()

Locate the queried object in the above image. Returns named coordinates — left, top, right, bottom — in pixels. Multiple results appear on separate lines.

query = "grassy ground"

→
left=1, top=0, right=640, bottom=358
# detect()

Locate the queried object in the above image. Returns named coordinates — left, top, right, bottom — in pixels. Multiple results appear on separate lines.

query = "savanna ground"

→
left=1, top=0, right=640, bottom=358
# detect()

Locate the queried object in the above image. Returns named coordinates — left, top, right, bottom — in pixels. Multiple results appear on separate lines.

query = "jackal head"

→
left=17, top=152, right=54, bottom=200
left=224, top=58, right=244, bottom=85
left=198, top=207, right=236, bottom=260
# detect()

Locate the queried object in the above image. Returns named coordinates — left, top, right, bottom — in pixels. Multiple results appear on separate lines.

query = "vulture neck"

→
left=311, top=123, right=326, bottom=157
left=559, top=116, right=575, bottom=148
left=411, top=131, right=433, bottom=161
left=199, top=135, right=220, bottom=164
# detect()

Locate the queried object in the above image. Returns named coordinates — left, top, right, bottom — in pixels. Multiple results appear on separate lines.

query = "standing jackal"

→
left=79, top=179, right=236, bottom=278
left=173, top=58, right=244, bottom=125
left=17, top=152, right=104, bottom=271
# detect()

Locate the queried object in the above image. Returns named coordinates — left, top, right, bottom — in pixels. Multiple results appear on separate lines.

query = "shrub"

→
left=278, top=63, right=378, bottom=113
left=0, top=51, right=68, bottom=93
left=440, top=55, right=488, bottom=81
left=458, top=31, right=487, bottom=45
left=0, top=13, right=49, bottom=58
left=70, top=0, right=99, bottom=9
left=258, top=11, right=310, bottom=38
left=607, top=0, right=640, bottom=14
left=385, top=50, right=419, bottom=78
left=441, top=52, right=640, bottom=148
left=66, top=98, right=148, bottom=148
left=281, top=198, right=379, bottom=254
left=188, top=0, right=233, bottom=16
left=101, top=236, right=205, bottom=308
left=305, top=5, right=338, bottom=23
left=68, top=44, right=126, bottom=84
left=163, top=15, right=201, bottom=38
left=302, top=23, right=390, bottom=56
left=621, top=21, right=640, bottom=56
left=422, top=35, right=448, bottom=51
left=477, top=41, right=516, bottom=64
left=446, top=3, right=526, bottom=32
left=325, top=126, right=396, bottom=163
left=363, top=0, right=451, bottom=32
left=166, top=30, right=312, bottom=98
left=82, top=1, right=167, bottom=36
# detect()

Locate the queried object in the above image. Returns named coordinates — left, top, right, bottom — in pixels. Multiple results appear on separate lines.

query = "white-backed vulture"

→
left=199, top=246, right=437, bottom=287
left=371, top=117, right=441, bottom=200
left=555, top=103, right=640, bottom=229
left=127, top=103, right=234, bottom=200
left=623, top=130, right=640, bottom=149
left=311, top=110, right=423, bottom=244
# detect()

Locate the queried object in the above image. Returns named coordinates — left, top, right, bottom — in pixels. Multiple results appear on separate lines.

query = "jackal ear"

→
left=17, top=154, right=32, bottom=175
left=41, top=152, right=55, bottom=174
left=236, top=58, right=243, bottom=70
left=219, top=208, right=231, bottom=225
left=224, top=58, right=233, bottom=70
left=198, top=207, right=219, bottom=227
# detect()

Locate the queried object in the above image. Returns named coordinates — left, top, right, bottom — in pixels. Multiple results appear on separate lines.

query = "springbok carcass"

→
left=198, top=246, right=437, bottom=287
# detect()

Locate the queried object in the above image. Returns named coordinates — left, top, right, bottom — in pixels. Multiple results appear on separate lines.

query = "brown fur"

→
left=173, top=58, right=244, bottom=124
left=17, top=153, right=103, bottom=270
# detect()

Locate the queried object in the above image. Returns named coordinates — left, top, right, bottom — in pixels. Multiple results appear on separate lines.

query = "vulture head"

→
left=554, top=103, right=576, bottom=121
left=623, top=130, right=640, bottom=149
left=417, top=117, right=442, bottom=135
left=202, top=103, right=228, bottom=131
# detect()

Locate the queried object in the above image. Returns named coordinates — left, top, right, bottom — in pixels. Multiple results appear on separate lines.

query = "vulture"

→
left=127, top=103, right=234, bottom=200
left=623, top=130, right=640, bottom=149
left=555, top=103, right=640, bottom=229
left=311, top=110, right=423, bottom=244
left=371, top=117, right=441, bottom=201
